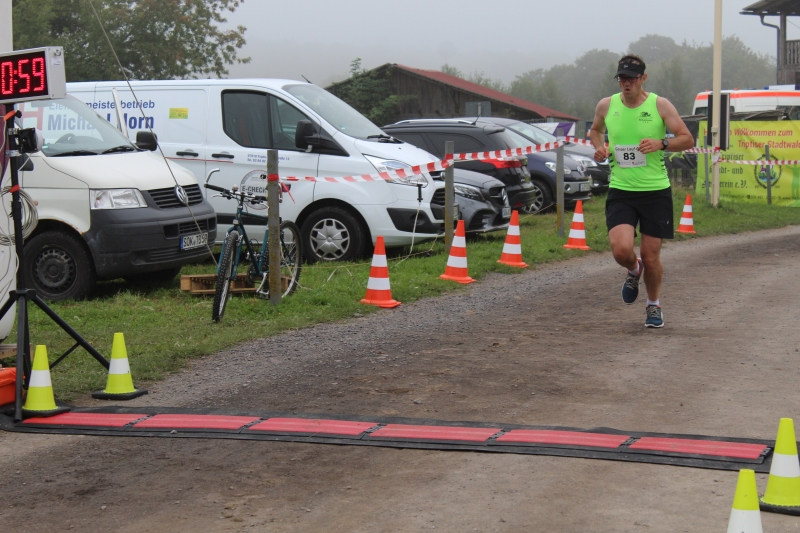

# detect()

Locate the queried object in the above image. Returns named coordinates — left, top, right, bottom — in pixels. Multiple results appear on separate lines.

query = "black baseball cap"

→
left=616, top=58, right=646, bottom=78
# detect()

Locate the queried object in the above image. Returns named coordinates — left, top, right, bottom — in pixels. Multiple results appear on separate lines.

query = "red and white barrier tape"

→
left=450, top=141, right=564, bottom=162
left=564, top=137, right=721, bottom=155
left=564, top=136, right=605, bottom=148
left=719, top=159, right=800, bottom=165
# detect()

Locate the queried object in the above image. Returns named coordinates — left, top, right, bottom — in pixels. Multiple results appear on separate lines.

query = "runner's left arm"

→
left=639, top=97, right=694, bottom=154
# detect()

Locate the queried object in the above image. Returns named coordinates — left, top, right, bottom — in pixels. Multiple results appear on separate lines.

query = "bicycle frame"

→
left=216, top=200, right=271, bottom=278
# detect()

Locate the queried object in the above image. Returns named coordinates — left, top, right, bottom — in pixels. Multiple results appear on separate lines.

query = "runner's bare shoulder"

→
left=595, top=97, right=612, bottom=118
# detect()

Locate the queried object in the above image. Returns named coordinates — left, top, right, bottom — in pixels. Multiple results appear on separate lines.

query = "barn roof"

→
left=392, top=64, right=579, bottom=121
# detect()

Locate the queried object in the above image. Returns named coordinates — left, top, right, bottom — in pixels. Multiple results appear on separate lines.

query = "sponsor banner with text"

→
left=696, top=121, right=800, bottom=206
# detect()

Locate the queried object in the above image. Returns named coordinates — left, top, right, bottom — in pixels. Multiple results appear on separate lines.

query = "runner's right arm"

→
left=589, top=97, right=611, bottom=162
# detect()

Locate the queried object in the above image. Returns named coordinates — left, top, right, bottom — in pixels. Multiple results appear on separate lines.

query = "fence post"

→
left=444, top=140, right=455, bottom=254
left=703, top=136, right=710, bottom=203
left=267, top=149, right=281, bottom=306
left=556, top=143, right=565, bottom=237
left=766, top=145, right=772, bottom=205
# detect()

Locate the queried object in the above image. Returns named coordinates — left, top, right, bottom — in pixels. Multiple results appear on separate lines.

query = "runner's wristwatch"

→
left=661, top=139, right=669, bottom=150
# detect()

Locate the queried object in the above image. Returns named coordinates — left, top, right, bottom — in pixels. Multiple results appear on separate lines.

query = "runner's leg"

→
left=640, top=233, right=663, bottom=301
left=608, top=224, right=637, bottom=271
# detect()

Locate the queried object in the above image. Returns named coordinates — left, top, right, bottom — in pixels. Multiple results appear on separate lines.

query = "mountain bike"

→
left=204, top=169, right=302, bottom=322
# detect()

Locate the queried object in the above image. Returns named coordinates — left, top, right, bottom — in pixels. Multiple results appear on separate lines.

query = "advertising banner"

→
left=696, top=121, right=800, bottom=206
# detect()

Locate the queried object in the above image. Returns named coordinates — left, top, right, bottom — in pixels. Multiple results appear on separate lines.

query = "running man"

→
left=589, top=55, right=694, bottom=328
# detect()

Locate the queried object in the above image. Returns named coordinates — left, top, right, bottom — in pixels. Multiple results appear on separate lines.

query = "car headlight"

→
left=364, top=155, right=428, bottom=187
left=90, top=189, right=147, bottom=209
left=453, top=183, right=484, bottom=201
left=571, top=155, right=598, bottom=168
left=544, top=162, right=572, bottom=175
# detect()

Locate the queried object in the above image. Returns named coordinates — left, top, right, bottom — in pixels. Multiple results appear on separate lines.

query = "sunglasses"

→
left=614, top=74, right=642, bottom=82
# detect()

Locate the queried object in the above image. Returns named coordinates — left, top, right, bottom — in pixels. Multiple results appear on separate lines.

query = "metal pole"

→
left=267, top=149, right=281, bottom=306
left=556, top=144, right=565, bottom=237
left=703, top=135, right=710, bottom=203
left=766, top=145, right=772, bottom=205
left=711, top=0, right=723, bottom=206
left=444, top=141, right=455, bottom=254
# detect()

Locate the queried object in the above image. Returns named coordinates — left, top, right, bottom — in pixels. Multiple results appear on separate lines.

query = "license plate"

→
left=502, top=206, right=511, bottom=218
left=180, top=232, right=208, bottom=250
left=580, top=183, right=591, bottom=192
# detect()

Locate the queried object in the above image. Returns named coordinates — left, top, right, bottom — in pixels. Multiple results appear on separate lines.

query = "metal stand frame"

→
left=2, top=114, right=109, bottom=421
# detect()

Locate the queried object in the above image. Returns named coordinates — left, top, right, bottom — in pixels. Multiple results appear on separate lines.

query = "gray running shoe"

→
left=645, top=305, right=664, bottom=328
left=622, top=258, right=643, bottom=304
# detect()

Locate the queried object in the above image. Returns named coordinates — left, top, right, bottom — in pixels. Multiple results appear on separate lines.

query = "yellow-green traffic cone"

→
left=727, top=469, right=763, bottom=533
left=92, top=333, right=147, bottom=400
left=22, top=345, right=69, bottom=418
left=760, top=418, right=800, bottom=515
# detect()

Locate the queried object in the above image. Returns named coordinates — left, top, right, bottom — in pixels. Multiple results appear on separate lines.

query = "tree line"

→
left=12, top=0, right=249, bottom=81
left=444, top=34, right=776, bottom=119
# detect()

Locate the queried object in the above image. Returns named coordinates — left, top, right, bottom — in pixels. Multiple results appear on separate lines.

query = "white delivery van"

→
left=67, top=79, right=450, bottom=263
left=14, top=95, right=218, bottom=301
left=692, top=88, right=800, bottom=115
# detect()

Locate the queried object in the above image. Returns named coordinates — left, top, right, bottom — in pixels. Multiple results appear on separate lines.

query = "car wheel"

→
left=301, top=207, right=365, bottom=263
left=521, top=180, right=554, bottom=215
left=23, top=230, right=96, bottom=301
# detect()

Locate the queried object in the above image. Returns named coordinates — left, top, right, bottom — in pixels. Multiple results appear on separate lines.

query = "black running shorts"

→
left=605, top=187, right=674, bottom=239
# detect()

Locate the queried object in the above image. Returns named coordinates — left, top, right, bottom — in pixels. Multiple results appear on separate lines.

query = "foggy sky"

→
left=221, top=0, right=791, bottom=86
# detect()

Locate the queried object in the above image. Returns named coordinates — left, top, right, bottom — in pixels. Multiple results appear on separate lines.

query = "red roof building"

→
left=327, top=63, right=579, bottom=124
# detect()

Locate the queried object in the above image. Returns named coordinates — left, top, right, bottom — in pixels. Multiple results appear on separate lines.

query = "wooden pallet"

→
left=180, top=274, right=256, bottom=295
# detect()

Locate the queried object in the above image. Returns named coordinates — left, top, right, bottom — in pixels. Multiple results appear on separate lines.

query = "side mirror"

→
left=294, top=120, right=318, bottom=151
left=135, top=131, right=158, bottom=151
left=20, top=156, right=34, bottom=172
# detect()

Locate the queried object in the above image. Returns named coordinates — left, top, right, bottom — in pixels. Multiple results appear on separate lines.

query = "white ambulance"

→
left=692, top=87, right=800, bottom=115
left=67, top=80, right=450, bottom=263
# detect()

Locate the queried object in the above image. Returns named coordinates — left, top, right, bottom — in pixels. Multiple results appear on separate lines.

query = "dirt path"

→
left=3, top=227, right=800, bottom=532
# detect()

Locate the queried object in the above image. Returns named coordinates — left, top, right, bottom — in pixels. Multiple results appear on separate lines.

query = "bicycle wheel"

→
left=212, top=230, right=239, bottom=322
left=260, top=221, right=302, bottom=299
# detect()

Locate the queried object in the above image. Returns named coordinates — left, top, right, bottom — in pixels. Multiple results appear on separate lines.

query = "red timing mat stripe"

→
left=248, top=418, right=377, bottom=436
left=369, top=424, right=500, bottom=442
left=495, top=430, right=631, bottom=448
left=23, top=412, right=147, bottom=427
left=133, top=414, right=259, bottom=430
left=629, top=437, right=767, bottom=459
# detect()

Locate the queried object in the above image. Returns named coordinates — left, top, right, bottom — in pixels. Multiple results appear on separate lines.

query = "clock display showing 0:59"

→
left=0, top=50, right=49, bottom=99
left=0, top=47, right=64, bottom=105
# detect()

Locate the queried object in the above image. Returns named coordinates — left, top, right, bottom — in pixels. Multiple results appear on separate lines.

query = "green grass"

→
left=4, top=188, right=800, bottom=399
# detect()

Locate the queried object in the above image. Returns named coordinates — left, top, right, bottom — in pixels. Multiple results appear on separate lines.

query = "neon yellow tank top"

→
left=606, top=92, right=669, bottom=191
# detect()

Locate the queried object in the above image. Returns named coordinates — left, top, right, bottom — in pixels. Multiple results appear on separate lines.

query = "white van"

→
left=692, top=88, right=800, bottom=115
left=67, top=79, right=450, bottom=263
left=15, top=96, right=218, bottom=301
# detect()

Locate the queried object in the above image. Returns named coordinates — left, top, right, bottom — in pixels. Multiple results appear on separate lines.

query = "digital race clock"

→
left=0, top=47, right=66, bottom=104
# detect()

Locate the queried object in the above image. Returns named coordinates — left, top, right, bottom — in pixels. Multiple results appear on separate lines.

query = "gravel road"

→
left=2, top=226, right=800, bottom=532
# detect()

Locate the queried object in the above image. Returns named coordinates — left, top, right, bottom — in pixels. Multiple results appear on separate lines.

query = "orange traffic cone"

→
left=563, top=200, right=590, bottom=250
left=498, top=210, right=527, bottom=268
left=440, top=220, right=476, bottom=284
left=360, top=236, right=401, bottom=308
left=676, top=194, right=696, bottom=234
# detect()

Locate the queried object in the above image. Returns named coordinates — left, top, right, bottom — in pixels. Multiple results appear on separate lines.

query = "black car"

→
left=383, top=119, right=590, bottom=215
left=480, top=117, right=611, bottom=194
left=443, top=169, right=510, bottom=233
left=382, top=120, right=536, bottom=211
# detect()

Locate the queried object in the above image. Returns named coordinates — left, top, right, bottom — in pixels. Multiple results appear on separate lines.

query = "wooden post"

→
left=267, top=149, right=281, bottom=305
left=766, top=145, right=772, bottom=205
left=444, top=141, right=455, bottom=254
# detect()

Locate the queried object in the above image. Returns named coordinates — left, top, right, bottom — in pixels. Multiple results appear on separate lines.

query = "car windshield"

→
left=504, top=121, right=557, bottom=144
left=283, top=83, right=384, bottom=140
left=17, top=96, right=137, bottom=157
left=494, top=128, right=541, bottom=150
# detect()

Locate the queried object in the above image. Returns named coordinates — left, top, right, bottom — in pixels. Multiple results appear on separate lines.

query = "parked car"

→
left=16, top=96, right=218, bottom=301
left=383, top=119, right=591, bottom=214
left=443, top=169, right=510, bottom=233
left=68, top=80, right=451, bottom=263
left=382, top=119, right=536, bottom=211
left=479, top=117, right=610, bottom=195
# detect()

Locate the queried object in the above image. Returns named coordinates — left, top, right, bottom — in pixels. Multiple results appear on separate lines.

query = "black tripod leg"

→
left=14, top=294, right=26, bottom=422
left=31, top=294, right=110, bottom=370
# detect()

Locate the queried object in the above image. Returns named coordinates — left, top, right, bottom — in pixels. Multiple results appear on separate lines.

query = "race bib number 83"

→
left=614, top=145, right=646, bottom=168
